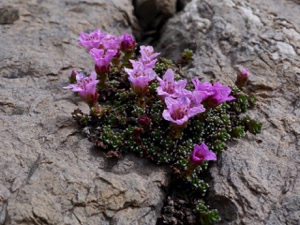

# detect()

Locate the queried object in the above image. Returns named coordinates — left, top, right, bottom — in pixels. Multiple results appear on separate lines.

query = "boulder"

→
left=2, top=0, right=300, bottom=224
left=0, top=0, right=169, bottom=224
left=156, top=0, right=300, bottom=224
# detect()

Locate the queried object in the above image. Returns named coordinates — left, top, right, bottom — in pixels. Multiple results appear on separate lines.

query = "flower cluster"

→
left=124, top=46, right=159, bottom=97
left=157, top=70, right=235, bottom=127
left=64, top=29, right=261, bottom=225
left=68, top=30, right=221, bottom=173
left=78, top=29, right=136, bottom=54
left=78, top=29, right=136, bottom=75
left=156, top=69, right=235, bottom=175
left=64, top=29, right=137, bottom=105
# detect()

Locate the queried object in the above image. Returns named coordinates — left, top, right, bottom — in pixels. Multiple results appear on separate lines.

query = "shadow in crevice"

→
left=131, top=0, right=192, bottom=47
left=208, top=194, right=239, bottom=223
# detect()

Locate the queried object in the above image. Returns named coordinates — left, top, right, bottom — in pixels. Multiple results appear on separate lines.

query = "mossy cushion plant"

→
left=64, top=30, right=262, bottom=225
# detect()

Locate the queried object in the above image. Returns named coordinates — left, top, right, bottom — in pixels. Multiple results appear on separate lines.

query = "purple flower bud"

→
left=236, top=68, right=250, bottom=88
left=120, top=33, right=136, bottom=52
left=138, top=114, right=151, bottom=127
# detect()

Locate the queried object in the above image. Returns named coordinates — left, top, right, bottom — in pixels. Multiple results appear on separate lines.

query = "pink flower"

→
left=77, top=29, right=106, bottom=51
left=187, top=90, right=205, bottom=108
left=140, top=46, right=160, bottom=60
left=206, top=82, right=235, bottom=107
left=90, top=49, right=117, bottom=74
left=128, top=74, right=154, bottom=95
left=102, top=34, right=121, bottom=51
left=162, top=96, right=205, bottom=126
left=127, top=60, right=145, bottom=74
left=64, top=71, right=99, bottom=106
left=139, top=45, right=160, bottom=69
left=156, top=69, right=188, bottom=99
left=120, top=33, right=136, bottom=52
left=191, top=77, right=214, bottom=100
left=190, top=143, right=217, bottom=166
left=125, top=61, right=155, bottom=79
left=125, top=61, right=156, bottom=96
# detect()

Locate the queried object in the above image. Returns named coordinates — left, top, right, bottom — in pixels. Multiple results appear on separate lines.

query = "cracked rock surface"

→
left=0, top=0, right=169, bottom=224
left=1, top=0, right=300, bottom=224
left=156, top=0, right=300, bottom=224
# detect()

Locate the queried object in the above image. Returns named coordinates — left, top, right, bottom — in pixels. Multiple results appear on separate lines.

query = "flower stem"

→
left=183, top=162, right=197, bottom=178
left=137, top=96, right=146, bottom=109
left=169, top=123, right=187, bottom=139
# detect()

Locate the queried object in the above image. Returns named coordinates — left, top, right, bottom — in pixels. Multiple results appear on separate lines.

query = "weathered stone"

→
left=2, top=0, right=300, bottom=224
left=0, top=0, right=169, bottom=225
left=155, top=0, right=300, bottom=224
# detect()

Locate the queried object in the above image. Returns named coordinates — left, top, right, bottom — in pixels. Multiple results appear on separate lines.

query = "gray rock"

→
left=2, top=0, right=300, bottom=224
left=156, top=0, right=300, bottom=224
left=0, top=0, right=169, bottom=225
